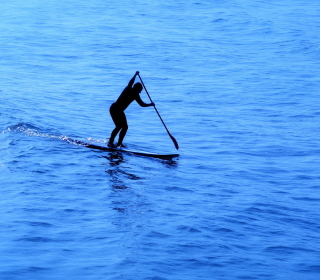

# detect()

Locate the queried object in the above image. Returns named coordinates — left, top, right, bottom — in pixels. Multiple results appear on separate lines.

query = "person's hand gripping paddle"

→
left=137, top=73, right=179, bottom=150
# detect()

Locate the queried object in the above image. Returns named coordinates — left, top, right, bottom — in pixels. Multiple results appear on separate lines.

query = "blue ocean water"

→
left=1, top=0, right=320, bottom=279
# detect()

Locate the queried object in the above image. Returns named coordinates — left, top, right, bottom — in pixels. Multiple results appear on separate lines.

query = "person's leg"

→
left=108, top=104, right=122, bottom=146
left=116, top=114, right=128, bottom=147
left=109, top=126, right=121, bottom=146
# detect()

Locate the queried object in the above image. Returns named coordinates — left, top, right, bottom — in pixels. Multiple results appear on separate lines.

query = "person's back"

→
left=114, top=83, right=143, bottom=111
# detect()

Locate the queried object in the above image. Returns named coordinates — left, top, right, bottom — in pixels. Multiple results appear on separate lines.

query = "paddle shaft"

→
left=137, top=73, right=179, bottom=150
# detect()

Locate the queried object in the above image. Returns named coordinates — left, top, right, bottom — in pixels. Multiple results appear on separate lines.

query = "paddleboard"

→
left=63, top=137, right=179, bottom=159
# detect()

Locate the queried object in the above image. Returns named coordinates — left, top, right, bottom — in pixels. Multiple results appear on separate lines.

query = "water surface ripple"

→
left=1, top=0, right=320, bottom=279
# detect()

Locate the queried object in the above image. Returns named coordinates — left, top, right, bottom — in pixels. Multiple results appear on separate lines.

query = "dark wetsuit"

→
left=109, top=73, right=151, bottom=146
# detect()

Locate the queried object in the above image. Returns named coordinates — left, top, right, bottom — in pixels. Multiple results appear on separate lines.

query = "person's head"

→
left=133, top=82, right=143, bottom=93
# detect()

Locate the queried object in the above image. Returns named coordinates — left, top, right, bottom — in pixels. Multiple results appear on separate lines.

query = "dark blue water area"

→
left=1, top=0, right=320, bottom=279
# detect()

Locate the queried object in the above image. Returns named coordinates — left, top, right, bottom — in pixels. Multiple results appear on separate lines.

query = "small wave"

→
left=17, top=236, right=53, bottom=243
left=265, top=245, right=316, bottom=254
left=6, top=123, right=112, bottom=153
left=7, top=122, right=67, bottom=142
left=7, top=122, right=43, bottom=135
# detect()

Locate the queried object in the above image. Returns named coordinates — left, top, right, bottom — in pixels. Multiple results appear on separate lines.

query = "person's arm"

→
left=128, top=71, right=139, bottom=88
left=135, top=94, right=155, bottom=107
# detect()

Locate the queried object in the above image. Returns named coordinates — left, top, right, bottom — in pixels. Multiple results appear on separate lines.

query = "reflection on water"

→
left=103, top=152, right=129, bottom=190
left=102, top=152, right=179, bottom=219
left=102, top=152, right=179, bottom=186
left=161, top=158, right=179, bottom=167
left=103, top=152, right=125, bottom=167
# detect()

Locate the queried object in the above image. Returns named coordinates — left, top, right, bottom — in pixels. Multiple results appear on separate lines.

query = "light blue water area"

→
left=1, top=0, right=320, bottom=279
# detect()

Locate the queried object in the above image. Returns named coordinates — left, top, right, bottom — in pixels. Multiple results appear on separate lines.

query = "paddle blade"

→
left=169, top=134, right=179, bottom=150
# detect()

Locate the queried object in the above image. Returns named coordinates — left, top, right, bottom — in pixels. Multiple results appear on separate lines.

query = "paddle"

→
left=137, top=73, right=179, bottom=150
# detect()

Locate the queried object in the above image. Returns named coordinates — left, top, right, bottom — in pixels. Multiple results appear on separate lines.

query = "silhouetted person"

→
left=108, top=71, right=154, bottom=148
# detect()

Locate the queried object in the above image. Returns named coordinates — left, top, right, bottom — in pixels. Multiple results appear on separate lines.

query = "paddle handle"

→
left=138, top=74, right=168, bottom=131
left=137, top=73, right=179, bottom=150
